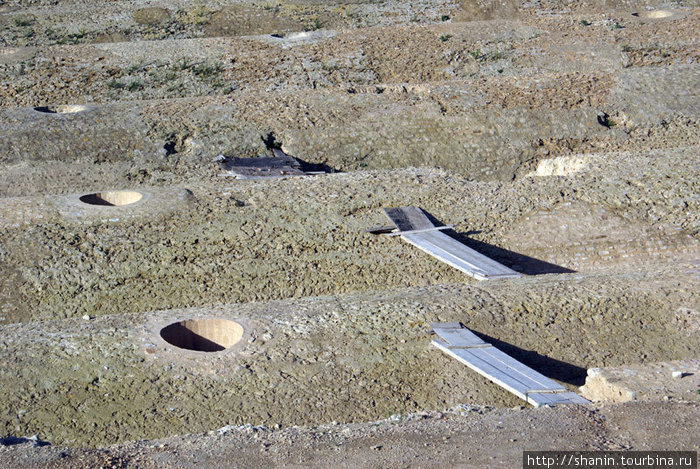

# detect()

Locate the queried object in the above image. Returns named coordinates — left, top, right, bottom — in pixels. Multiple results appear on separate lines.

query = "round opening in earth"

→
left=636, top=10, right=674, bottom=19
left=286, top=32, right=311, bottom=40
left=79, top=190, right=143, bottom=207
left=160, top=319, right=244, bottom=352
left=33, top=105, right=90, bottom=114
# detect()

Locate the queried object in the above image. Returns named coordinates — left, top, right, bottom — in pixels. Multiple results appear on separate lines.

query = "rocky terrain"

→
left=0, top=0, right=698, bottom=466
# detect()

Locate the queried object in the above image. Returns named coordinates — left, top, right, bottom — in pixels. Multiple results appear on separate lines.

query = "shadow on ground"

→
left=296, top=158, right=338, bottom=174
left=472, top=330, right=587, bottom=386
left=421, top=210, right=575, bottom=275
left=263, top=132, right=339, bottom=173
left=0, top=436, right=50, bottom=447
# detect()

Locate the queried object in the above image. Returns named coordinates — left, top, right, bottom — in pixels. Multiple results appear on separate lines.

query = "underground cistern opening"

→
left=79, top=190, right=143, bottom=207
left=160, top=319, right=244, bottom=352
left=633, top=10, right=674, bottom=19
left=33, top=105, right=90, bottom=114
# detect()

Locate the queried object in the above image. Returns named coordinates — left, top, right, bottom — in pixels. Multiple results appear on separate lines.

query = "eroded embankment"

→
left=0, top=269, right=698, bottom=447
left=1, top=150, right=698, bottom=325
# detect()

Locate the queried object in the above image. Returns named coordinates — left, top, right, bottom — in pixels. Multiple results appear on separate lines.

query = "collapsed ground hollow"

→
left=79, top=190, right=143, bottom=207
left=160, top=319, right=244, bottom=352
left=33, top=105, right=90, bottom=114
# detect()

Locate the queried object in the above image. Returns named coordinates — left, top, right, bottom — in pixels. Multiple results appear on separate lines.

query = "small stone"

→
left=664, top=395, right=671, bottom=401
left=82, top=315, right=91, bottom=320
left=671, top=371, right=683, bottom=379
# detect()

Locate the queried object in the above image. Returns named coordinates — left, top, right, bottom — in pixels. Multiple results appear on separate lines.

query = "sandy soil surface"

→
left=1, top=402, right=698, bottom=468
left=1, top=0, right=698, bottom=465
left=0, top=270, right=698, bottom=447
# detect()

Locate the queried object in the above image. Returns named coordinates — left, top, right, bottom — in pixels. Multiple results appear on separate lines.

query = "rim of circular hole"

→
left=270, top=30, right=333, bottom=41
left=160, top=318, right=244, bottom=353
left=33, top=104, right=90, bottom=114
left=633, top=9, right=675, bottom=19
left=1, top=47, right=21, bottom=55
left=285, top=31, right=312, bottom=40
left=79, top=190, right=144, bottom=207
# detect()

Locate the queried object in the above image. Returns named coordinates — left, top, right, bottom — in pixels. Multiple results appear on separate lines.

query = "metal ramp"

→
left=431, top=322, right=589, bottom=407
left=219, top=149, right=312, bottom=179
left=380, top=206, right=522, bottom=280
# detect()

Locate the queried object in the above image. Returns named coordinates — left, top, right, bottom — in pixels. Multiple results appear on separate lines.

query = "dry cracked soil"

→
left=0, top=0, right=699, bottom=467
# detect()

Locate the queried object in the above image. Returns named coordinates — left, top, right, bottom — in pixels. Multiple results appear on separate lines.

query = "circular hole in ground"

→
left=635, top=10, right=674, bottom=19
left=285, top=31, right=311, bottom=40
left=160, top=319, right=244, bottom=352
left=33, top=104, right=89, bottom=114
left=79, top=190, right=143, bottom=207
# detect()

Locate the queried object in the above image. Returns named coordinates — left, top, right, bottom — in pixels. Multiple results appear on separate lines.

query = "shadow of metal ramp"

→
left=381, top=206, right=523, bottom=280
left=431, top=322, right=590, bottom=407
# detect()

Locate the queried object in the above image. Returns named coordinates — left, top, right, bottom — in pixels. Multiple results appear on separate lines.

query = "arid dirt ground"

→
left=0, top=0, right=699, bottom=466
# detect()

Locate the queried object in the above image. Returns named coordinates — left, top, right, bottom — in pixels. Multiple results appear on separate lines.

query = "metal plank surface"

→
left=529, top=391, right=590, bottom=406
left=433, top=323, right=558, bottom=395
left=403, top=231, right=522, bottom=280
left=383, top=206, right=435, bottom=232
left=222, top=156, right=301, bottom=169
left=431, top=323, right=589, bottom=407
left=469, top=347, right=563, bottom=393
left=219, top=152, right=306, bottom=179
left=385, top=225, right=453, bottom=236
left=432, top=322, right=489, bottom=348
left=381, top=206, right=522, bottom=281
left=449, top=345, right=547, bottom=391
left=477, top=346, right=565, bottom=389
left=432, top=340, right=580, bottom=407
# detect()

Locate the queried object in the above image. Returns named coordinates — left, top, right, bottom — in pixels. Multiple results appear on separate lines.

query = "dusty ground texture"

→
left=0, top=402, right=698, bottom=468
left=0, top=272, right=698, bottom=447
left=0, top=0, right=699, bottom=465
